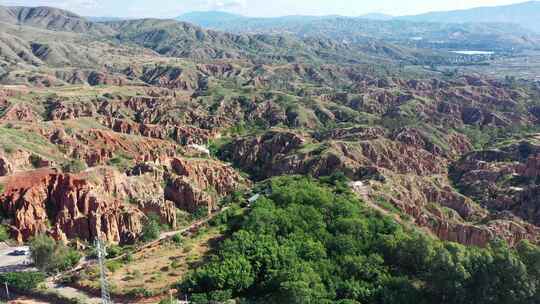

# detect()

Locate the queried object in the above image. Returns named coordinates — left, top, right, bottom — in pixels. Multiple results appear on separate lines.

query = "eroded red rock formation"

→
left=165, top=157, right=248, bottom=212
left=0, top=103, right=39, bottom=122
left=0, top=168, right=175, bottom=244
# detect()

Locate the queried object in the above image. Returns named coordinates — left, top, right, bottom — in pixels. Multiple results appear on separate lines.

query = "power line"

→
left=95, top=238, right=113, bottom=304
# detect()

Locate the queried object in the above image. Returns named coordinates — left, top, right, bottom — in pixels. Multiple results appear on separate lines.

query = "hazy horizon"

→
left=0, top=0, right=536, bottom=19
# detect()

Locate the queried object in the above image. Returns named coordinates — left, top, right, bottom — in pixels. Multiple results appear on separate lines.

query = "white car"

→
left=9, top=247, right=29, bottom=256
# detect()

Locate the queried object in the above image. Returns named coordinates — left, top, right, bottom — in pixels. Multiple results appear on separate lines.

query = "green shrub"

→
left=58, top=274, right=76, bottom=285
left=190, top=293, right=208, bottom=303
left=192, top=207, right=208, bottom=220
left=0, top=226, right=9, bottom=241
left=60, top=247, right=82, bottom=270
left=62, top=159, right=87, bottom=173
left=123, top=252, right=134, bottom=263
left=171, top=260, right=181, bottom=269
left=208, top=138, right=232, bottom=158
left=107, top=154, right=133, bottom=171
left=0, top=272, right=46, bottom=290
left=172, top=233, right=183, bottom=245
left=220, top=191, right=243, bottom=207
left=141, top=213, right=161, bottom=242
left=209, top=205, right=241, bottom=227
left=3, top=145, right=14, bottom=154
left=106, top=261, right=123, bottom=273
left=29, top=235, right=81, bottom=273
left=30, top=154, right=42, bottom=168
left=208, top=290, right=232, bottom=301
left=126, top=287, right=153, bottom=297
left=106, top=245, right=122, bottom=258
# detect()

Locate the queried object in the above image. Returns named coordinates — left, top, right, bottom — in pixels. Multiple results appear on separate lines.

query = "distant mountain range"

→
left=177, top=11, right=393, bottom=27
left=0, top=4, right=452, bottom=74
left=177, top=1, right=540, bottom=33
left=360, top=13, right=394, bottom=21
left=0, top=1, right=539, bottom=77
left=176, top=6, right=540, bottom=51
left=400, top=1, right=540, bottom=32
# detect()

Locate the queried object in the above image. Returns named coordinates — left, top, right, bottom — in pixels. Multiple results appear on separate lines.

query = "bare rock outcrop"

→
left=451, top=141, right=540, bottom=227
left=0, top=156, right=12, bottom=176
left=0, top=150, right=31, bottom=176
left=48, top=100, right=97, bottom=120
left=316, top=126, right=385, bottom=141
left=0, top=103, right=39, bottom=122
left=102, top=117, right=216, bottom=145
left=0, top=167, right=177, bottom=244
left=224, top=130, right=448, bottom=179
left=354, top=172, right=540, bottom=247
left=165, top=158, right=247, bottom=213
left=48, top=127, right=178, bottom=167
left=223, top=130, right=306, bottom=179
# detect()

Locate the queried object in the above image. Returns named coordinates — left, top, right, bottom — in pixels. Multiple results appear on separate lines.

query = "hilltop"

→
left=0, top=5, right=115, bottom=35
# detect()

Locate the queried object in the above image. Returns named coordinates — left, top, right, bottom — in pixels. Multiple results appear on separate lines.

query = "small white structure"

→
left=248, top=194, right=261, bottom=205
left=187, top=144, right=210, bottom=156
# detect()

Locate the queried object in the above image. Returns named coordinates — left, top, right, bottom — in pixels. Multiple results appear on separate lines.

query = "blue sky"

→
left=0, top=0, right=533, bottom=18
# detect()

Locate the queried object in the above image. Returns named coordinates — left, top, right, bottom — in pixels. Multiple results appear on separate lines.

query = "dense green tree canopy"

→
left=182, top=175, right=540, bottom=304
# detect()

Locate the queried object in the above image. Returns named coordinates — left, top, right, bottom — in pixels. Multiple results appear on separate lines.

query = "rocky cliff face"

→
left=0, top=160, right=159, bottom=243
left=0, top=168, right=151, bottom=244
left=452, top=140, right=540, bottom=228
left=223, top=129, right=456, bottom=179
left=47, top=99, right=97, bottom=120
left=0, top=152, right=248, bottom=244
left=101, top=117, right=217, bottom=146
left=0, top=150, right=31, bottom=176
left=354, top=172, right=540, bottom=247
left=165, top=157, right=248, bottom=213
left=0, top=103, right=39, bottom=122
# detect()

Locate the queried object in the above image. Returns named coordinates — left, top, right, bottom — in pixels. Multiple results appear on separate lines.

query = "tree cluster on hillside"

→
left=29, top=235, right=81, bottom=274
left=181, top=175, right=540, bottom=304
left=0, top=272, right=46, bottom=291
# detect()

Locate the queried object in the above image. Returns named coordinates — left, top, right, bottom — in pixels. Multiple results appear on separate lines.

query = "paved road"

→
left=0, top=246, right=34, bottom=273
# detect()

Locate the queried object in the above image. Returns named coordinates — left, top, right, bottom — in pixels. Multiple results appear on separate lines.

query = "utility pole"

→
left=96, top=238, right=113, bottom=304
left=4, top=282, right=9, bottom=300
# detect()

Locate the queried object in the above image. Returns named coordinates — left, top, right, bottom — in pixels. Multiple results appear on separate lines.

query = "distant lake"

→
left=451, top=51, right=495, bottom=55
